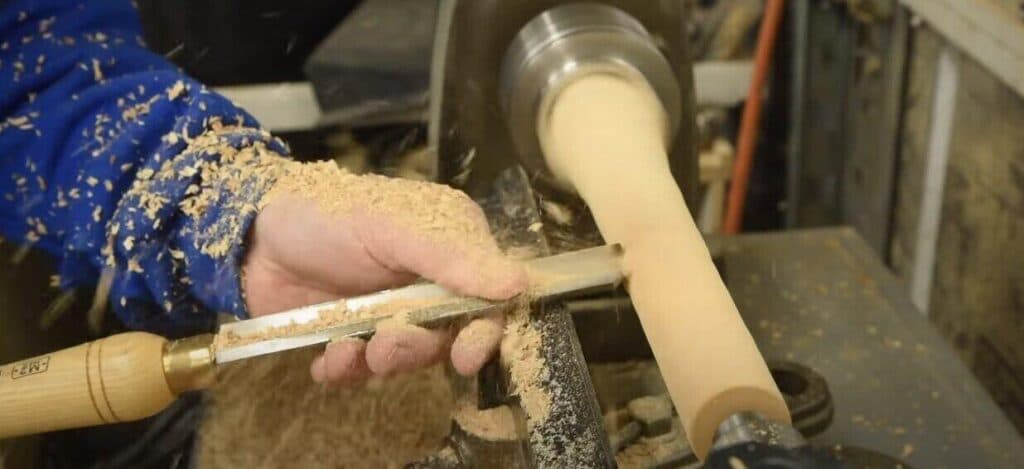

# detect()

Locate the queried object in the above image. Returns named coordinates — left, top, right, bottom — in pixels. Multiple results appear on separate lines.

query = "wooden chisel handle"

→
left=0, top=332, right=214, bottom=439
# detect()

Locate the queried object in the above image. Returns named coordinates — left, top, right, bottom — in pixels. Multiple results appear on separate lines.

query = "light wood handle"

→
left=0, top=332, right=176, bottom=439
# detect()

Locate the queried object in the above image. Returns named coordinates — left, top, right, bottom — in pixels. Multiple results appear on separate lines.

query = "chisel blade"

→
left=213, top=244, right=622, bottom=364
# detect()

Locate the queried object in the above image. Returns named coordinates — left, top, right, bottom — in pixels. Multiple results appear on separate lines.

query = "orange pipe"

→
left=723, top=0, right=786, bottom=234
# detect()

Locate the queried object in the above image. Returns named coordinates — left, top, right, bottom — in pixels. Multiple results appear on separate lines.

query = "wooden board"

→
left=890, top=25, right=1024, bottom=432
left=900, top=0, right=1024, bottom=98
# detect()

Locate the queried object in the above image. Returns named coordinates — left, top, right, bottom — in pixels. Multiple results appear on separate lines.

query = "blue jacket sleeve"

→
left=0, top=0, right=290, bottom=335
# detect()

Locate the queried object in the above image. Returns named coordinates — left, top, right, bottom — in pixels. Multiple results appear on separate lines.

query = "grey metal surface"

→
left=213, top=83, right=321, bottom=132
left=429, top=0, right=699, bottom=207
left=784, top=0, right=808, bottom=228
left=712, top=412, right=806, bottom=451
left=498, top=3, right=681, bottom=192
left=303, top=0, right=437, bottom=127
left=719, top=228, right=1023, bottom=468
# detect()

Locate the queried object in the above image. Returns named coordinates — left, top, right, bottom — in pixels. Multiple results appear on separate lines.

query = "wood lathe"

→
left=0, top=2, right=831, bottom=467
left=0, top=246, right=623, bottom=440
left=431, top=1, right=797, bottom=465
left=4, top=2, right=1024, bottom=467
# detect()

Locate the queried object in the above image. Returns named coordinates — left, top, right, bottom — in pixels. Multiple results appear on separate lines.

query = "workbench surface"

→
left=718, top=227, right=1022, bottom=468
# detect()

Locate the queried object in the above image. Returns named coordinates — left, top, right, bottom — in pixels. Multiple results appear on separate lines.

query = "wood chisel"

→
left=0, top=244, right=621, bottom=439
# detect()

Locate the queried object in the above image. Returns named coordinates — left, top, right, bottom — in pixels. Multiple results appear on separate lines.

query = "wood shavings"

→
left=262, top=161, right=494, bottom=250
left=215, top=302, right=348, bottom=350
left=116, top=127, right=286, bottom=261
left=453, top=400, right=518, bottom=441
left=126, top=258, right=143, bottom=273
left=214, top=297, right=450, bottom=351
left=197, top=350, right=453, bottom=468
left=91, top=58, right=103, bottom=82
left=167, top=80, right=186, bottom=100
left=901, top=443, right=915, bottom=458
left=615, top=433, right=688, bottom=468
left=501, top=298, right=552, bottom=427
left=5, top=116, right=28, bottom=126
left=540, top=200, right=574, bottom=225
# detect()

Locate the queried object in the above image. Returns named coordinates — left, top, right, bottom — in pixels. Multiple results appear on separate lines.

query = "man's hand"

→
left=241, top=181, right=527, bottom=385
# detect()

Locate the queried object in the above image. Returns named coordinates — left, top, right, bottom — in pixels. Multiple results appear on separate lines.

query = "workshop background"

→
left=1, top=0, right=1022, bottom=467
left=135, top=0, right=1024, bottom=432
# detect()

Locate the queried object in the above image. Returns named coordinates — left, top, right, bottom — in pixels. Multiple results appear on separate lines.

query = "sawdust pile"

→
left=196, top=350, right=454, bottom=468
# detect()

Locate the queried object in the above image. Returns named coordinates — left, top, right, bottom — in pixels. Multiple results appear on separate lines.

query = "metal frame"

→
left=428, top=0, right=699, bottom=205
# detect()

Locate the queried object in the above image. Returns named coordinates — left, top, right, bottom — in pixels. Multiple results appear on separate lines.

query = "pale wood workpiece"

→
left=539, top=73, right=790, bottom=459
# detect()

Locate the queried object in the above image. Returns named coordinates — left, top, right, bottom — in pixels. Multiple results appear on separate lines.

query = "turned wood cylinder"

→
left=539, top=73, right=790, bottom=459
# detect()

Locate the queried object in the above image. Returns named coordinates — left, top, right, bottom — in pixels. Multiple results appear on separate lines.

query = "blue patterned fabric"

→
left=0, top=0, right=289, bottom=335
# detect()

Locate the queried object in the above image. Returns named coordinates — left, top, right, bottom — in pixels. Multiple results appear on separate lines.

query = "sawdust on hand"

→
left=262, top=160, right=494, bottom=250
left=197, top=155, right=560, bottom=465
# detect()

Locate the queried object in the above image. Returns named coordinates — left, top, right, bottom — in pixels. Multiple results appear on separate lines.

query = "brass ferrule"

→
left=162, top=333, right=216, bottom=394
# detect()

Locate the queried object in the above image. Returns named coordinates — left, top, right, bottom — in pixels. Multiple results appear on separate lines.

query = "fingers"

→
left=364, top=320, right=452, bottom=376
left=310, top=338, right=373, bottom=385
left=451, top=313, right=505, bottom=376
left=259, top=180, right=526, bottom=385
left=311, top=315, right=505, bottom=385
left=440, top=248, right=529, bottom=301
